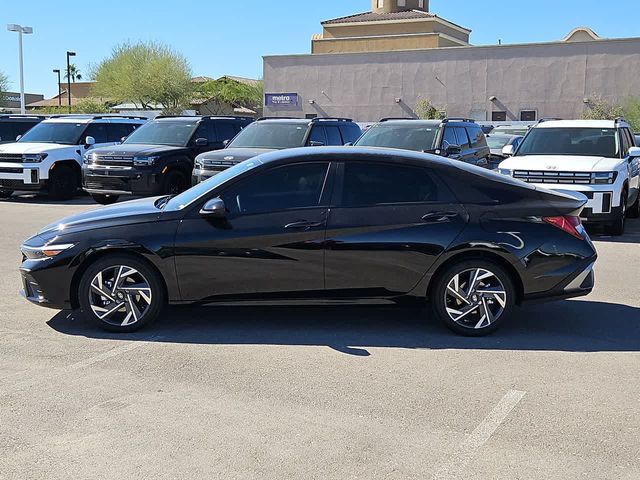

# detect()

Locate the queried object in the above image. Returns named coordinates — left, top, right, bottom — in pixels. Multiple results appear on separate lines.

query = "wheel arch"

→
left=425, top=250, right=525, bottom=305
left=50, top=159, right=81, bottom=179
left=69, top=246, right=169, bottom=310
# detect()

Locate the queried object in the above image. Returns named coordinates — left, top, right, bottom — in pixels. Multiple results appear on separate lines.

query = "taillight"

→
left=543, top=216, right=585, bottom=240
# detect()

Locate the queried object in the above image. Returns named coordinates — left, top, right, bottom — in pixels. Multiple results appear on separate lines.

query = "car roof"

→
left=374, top=119, right=441, bottom=127
left=535, top=119, right=620, bottom=129
left=154, top=116, right=253, bottom=123
left=0, top=115, right=45, bottom=122
left=253, top=145, right=454, bottom=168
left=43, top=115, right=146, bottom=124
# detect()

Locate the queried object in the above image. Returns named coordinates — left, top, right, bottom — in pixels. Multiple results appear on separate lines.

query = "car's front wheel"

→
left=607, top=192, right=627, bottom=236
left=627, top=191, right=640, bottom=219
left=431, top=260, right=516, bottom=336
left=78, top=254, right=166, bottom=332
left=48, top=164, right=78, bottom=200
left=91, top=193, right=119, bottom=205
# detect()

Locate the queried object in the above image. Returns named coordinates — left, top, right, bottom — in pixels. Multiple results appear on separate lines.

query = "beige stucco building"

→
left=264, top=1, right=640, bottom=122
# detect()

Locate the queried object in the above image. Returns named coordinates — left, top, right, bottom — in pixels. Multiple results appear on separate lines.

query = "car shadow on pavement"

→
left=588, top=218, right=640, bottom=244
left=1, top=192, right=97, bottom=206
left=47, top=299, right=640, bottom=356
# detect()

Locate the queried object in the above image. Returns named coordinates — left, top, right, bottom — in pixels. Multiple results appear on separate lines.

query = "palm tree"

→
left=64, top=64, right=83, bottom=83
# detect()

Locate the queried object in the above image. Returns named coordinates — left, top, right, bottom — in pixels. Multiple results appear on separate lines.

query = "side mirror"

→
left=502, top=144, right=515, bottom=157
left=222, top=139, right=230, bottom=147
left=16, top=135, right=22, bottom=141
left=344, top=142, right=354, bottom=147
left=628, top=146, right=640, bottom=158
left=445, top=144, right=462, bottom=156
left=85, top=136, right=96, bottom=147
left=199, top=197, right=226, bottom=218
left=120, top=136, right=127, bottom=144
left=308, top=140, right=324, bottom=147
left=195, top=138, right=209, bottom=147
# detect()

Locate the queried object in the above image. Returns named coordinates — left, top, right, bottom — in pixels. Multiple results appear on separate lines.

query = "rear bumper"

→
left=521, top=258, right=596, bottom=305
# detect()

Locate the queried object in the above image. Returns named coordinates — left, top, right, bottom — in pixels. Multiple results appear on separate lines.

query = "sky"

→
left=2, top=0, right=639, bottom=98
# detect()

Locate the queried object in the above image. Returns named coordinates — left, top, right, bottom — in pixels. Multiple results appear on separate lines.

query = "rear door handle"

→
left=285, top=220, right=325, bottom=230
left=422, top=212, right=459, bottom=224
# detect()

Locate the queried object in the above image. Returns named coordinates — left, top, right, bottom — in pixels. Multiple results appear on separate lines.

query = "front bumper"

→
left=0, top=163, right=45, bottom=191
left=20, top=269, right=69, bottom=310
left=192, top=167, right=230, bottom=185
left=83, top=167, right=159, bottom=196
left=529, top=182, right=619, bottom=222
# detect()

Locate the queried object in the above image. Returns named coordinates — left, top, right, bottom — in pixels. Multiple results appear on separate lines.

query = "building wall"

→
left=264, top=38, right=640, bottom=122
left=321, top=21, right=468, bottom=42
left=313, top=33, right=442, bottom=54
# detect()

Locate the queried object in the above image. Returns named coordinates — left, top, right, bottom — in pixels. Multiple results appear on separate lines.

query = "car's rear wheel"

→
left=607, top=192, right=627, bottom=236
left=163, top=170, right=188, bottom=195
left=48, top=164, right=78, bottom=200
left=78, top=254, right=166, bottom=332
left=432, top=260, right=516, bottom=336
left=0, top=190, right=13, bottom=199
left=91, top=193, right=120, bottom=205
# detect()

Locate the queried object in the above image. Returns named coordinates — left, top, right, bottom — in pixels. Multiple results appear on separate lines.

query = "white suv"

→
left=0, top=115, right=146, bottom=200
left=498, top=119, right=640, bottom=235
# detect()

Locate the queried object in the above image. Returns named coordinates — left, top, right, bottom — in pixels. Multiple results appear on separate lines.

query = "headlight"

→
left=21, top=243, right=76, bottom=261
left=133, top=156, right=158, bottom=167
left=83, top=152, right=96, bottom=165
left=591, top=172, right=617, bottom=185
left=498, top=168, right=513, bottom=176
left=22, top=153, right=48, bottom=163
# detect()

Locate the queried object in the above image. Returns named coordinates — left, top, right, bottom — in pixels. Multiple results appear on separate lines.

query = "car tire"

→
left=48, top=164, right=78, bottom=200
left=91, top=193, right=120, bottom=205
left=0, top=191, right=13, bottom=199
left=78, top=254, right=166, bottom=333
left=163, top=170, right=188, bottom=195
left=607, top=193, right=627, bottom=236
left=431, top=259, right=516, bottom=336
left=628, top=192, right=640, bottom=219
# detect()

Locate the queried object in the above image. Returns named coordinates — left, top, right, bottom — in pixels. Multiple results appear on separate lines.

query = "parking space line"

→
left=0, top=336, right=162, bottom=397
left=432, top=389, right=526, bottom=479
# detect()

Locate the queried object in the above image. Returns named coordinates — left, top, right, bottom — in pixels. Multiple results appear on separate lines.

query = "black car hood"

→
left=93, top=143, right=188, bottom=156
left=198, top=147, right=275, bottom=163
left=37, top=196, right=167, bottom=239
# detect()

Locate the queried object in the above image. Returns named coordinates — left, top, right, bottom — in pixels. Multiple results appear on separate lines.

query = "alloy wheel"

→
left=444, top=268, right=507, bottom=330
left=88, top=265, right=153, bottom=327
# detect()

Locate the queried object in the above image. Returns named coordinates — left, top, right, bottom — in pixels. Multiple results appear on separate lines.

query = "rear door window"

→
left=215, top=122, right=237, bottom=143
left=308, top=126, right=327, bottom=145
left=84, top=123, right=109, bottom=143
left=325, top=126, right=343, bottom=146
left=442, top=127, right=458, bottom=148
left=107, top=123, right=133, bottom=142
left=339, top=124, right=362, bottom=144
left=454, top=127, right=470, bottom=149
left=466, top=126, right=487, bottom=148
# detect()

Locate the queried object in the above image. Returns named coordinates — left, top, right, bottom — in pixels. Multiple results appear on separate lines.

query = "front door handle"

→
left=285, top=220, right=325, bottom=230
left=422, top=212, right=459, bottom=224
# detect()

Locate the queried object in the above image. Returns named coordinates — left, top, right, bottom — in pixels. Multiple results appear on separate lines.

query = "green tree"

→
left=33, top=99, right=111, bottom=115
left=622, top=98, right=640, bottom=132
left=415, top=97, right=444, bottom=119
left=195, top=77, right=263, bottom=114
left=581, top=94, right=624, bottom=120
left=0, top=71, right=9, bottom=107
left=92, top=41, right=193, bottom=112
left=64, top=64, right=82, bottom=82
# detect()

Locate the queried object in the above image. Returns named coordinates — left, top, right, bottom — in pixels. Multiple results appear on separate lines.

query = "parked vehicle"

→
left=192, top=117, right=361, bottom=183
left=491, top=121, right=535, bottom=136
left=0, top=115, right=146, bottom=200
left=0, top=115, right=46, bottom=144
left=354, top=118, right=491, bottom=168
left=83, top=116, right=253, bottom=204
left=20, top=147, right=596, bottom=336
left=498, top=119, right=640, bottom=235
left=486, top=134, right=523, bottom=170
left=635, top=134, right=639, bottom=146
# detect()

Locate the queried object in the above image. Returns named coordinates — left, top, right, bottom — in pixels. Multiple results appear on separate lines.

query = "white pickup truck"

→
left=0, top=115, right=146, bottom=200
left=498, top=119, right=640, bottom=235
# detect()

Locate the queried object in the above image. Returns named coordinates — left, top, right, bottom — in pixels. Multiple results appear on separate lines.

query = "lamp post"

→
left=66, top=51, right=76, bottom=113
left=53, top=69, right=61, bottom=107
left=7, top=24, right=33, bottom=114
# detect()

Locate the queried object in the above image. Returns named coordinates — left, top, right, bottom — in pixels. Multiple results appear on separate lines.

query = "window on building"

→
left=520, top=110, right=537, bottom=122
left=492, top=111, right=507, bottom=122
left=398, top=0, right=406, bottom=6
left=419, top=0, right=425, bottom=8
left=377, top=0, right=384, bottom=8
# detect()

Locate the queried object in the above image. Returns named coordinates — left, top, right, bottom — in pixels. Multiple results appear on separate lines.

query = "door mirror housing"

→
left=15, top=135, right=22, bottom=141
left=628, top=146, right=640, bottom=158
left=502, top=144, right=515, bottom=157
left=445, top=144, right=462, bottom=156
left=200, top=197, right=226, bottom=218
left=84, top=136, right=96, bottom=148
left=222, top=139, right=231, bottom=147
left=195, top=137, right=209, bottom=147
left=344, top=142, right=354, bottom=147
left=120, top=136, right=127, bottom=144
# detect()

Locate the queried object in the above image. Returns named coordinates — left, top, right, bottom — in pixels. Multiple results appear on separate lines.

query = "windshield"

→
left=165, top=158, right=263, bottom=211
left=18, top=122, right=86, bottom=145
left=493, top=127, right=529, bottom=136
left=124, top=121, right=198, bottom=147
left=355, top=124, right=438, bottom=152
left=228, top=122, right=308, bottom=149
left=487, top=135, right=515, bottom=149
left=516, top=127, right=620, bottom=157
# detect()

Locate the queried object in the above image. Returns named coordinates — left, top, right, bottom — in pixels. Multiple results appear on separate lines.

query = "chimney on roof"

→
left=371, top=0, right=429, bottom=14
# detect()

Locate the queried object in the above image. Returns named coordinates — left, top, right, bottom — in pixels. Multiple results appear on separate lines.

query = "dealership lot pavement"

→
left=1, top=195, right=639, bottom=480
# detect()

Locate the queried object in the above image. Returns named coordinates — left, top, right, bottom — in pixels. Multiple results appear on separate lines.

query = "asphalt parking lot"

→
left=1, top=194, right=639, bottom=480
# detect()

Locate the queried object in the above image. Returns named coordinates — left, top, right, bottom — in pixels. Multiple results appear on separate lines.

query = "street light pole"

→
left=66, top=51, right=76, bottom=113
left=7, top=24, right=33, bottom=114
left=53, top=69, right=61, bottom=107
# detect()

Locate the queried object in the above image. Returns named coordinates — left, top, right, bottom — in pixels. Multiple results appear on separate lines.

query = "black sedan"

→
left=20, top=147, right=597, bottom=336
